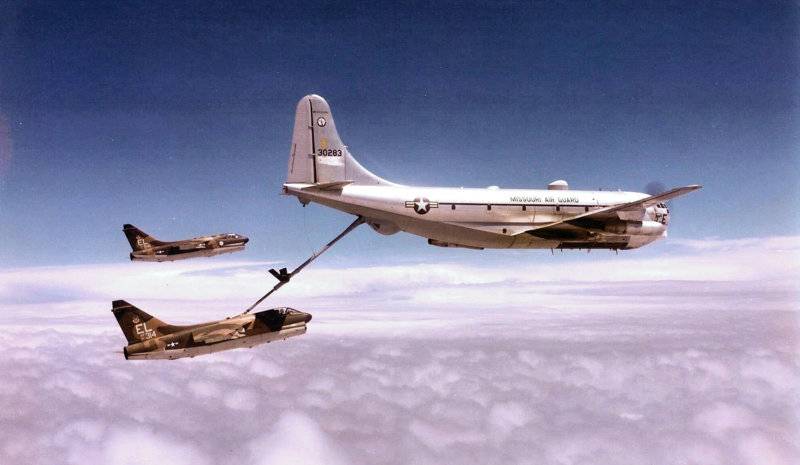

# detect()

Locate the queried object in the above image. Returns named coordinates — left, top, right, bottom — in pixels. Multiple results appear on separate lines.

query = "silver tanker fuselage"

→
left=285, top=183, right=666, bottom=250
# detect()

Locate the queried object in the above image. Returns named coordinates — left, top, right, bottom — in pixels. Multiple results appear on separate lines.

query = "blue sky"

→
left=0, top=0, right=797, bottom=266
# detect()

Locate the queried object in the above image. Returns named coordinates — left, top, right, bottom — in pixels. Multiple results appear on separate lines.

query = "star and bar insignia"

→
left=405, top=197, right=438, bottom=215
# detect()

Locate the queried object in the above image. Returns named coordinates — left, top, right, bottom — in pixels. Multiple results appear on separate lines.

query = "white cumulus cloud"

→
left=0, top=235, right=798, bottom=465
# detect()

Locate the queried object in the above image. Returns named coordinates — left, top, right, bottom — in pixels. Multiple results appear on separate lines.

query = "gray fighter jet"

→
left=123, top=224, right=248, bottom=261
left=111, top=300, right=311, bottom=360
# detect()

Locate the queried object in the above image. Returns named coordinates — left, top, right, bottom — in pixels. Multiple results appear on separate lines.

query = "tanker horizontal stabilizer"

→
left=307, top=180, right=354, bottom=191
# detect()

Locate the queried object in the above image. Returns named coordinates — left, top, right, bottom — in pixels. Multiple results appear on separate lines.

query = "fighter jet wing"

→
left=522, top=184, right=702, bottom=233
left=170, top=240, right=215, bottom=251
left=191, top=321, right=250, bottom=344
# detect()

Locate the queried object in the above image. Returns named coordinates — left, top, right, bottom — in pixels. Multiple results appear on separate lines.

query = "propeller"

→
left=645, top=181, right=667, bottom=197
left=644, top=181, right=672, bottom=222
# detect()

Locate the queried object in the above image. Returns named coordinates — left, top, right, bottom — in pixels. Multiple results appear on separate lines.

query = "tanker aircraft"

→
left=123, top=224, right=249, bottom=261
left=282, top=95, right=701, bottom=251
left=111, top=300, right=311, bottom=360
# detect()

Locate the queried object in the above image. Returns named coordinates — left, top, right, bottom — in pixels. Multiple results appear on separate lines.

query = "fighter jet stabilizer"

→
left=123, top=224, right=249, bottom=262
left=111, top=300, right=311, bottom=360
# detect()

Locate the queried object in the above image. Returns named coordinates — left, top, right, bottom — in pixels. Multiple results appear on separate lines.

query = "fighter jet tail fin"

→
left=123, top=224, right=164, bottom=251
left=111, top=300, right=168, bottom=344
left=287, top=94, right=397, bottom=187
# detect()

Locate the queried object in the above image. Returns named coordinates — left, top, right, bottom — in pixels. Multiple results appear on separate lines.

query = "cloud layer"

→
left=1, top=307, right=798, bottom=465
left=1, top=236, right=798, bottom=464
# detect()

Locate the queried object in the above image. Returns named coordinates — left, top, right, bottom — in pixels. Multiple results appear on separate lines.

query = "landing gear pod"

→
left=368, top=220, right=400, bottom=235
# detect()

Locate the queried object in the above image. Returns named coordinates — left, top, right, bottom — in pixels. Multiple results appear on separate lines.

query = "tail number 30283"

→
left=317, top=149, right=343, bottom=157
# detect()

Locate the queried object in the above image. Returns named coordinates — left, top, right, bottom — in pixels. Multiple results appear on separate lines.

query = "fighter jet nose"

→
left=303, top=313, right=312, bottom=323
left=242, top=237, right=250, bottom=244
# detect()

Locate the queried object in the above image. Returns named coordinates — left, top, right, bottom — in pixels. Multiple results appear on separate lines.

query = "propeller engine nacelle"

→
left=648, top=203, right=670, bottom=225
left=604, top=220, right=666, bottom=236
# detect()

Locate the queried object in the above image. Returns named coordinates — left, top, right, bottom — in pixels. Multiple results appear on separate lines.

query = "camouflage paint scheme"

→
left=111, top=300, right=311, bottom=360
left=123, top=224, right=249, bottom=262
